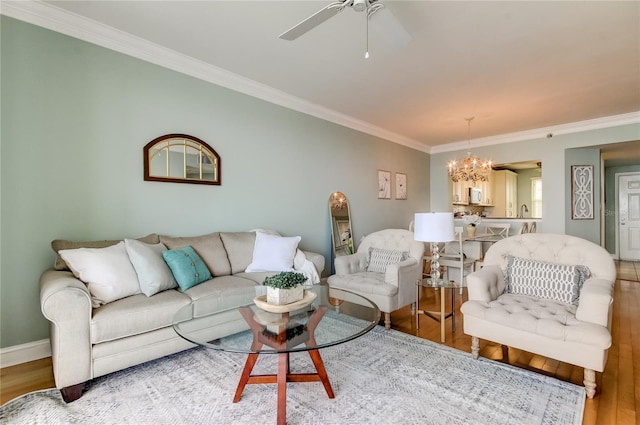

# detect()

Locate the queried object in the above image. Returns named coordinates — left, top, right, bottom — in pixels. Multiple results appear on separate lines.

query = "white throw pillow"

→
left=245, top=232, right=302, bottom=273
left=124, top=239, right=177, bottom=297
left=59, top=241, right=141, bottom=307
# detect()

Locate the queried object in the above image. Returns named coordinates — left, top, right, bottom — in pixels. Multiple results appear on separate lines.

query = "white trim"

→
left=0, top=1, right=427, bottom=153
left=0, top=339, right=51, bottom=368
left=430, top=112, right=640, bottom=154
left=1, top=1, right=638, bottom=155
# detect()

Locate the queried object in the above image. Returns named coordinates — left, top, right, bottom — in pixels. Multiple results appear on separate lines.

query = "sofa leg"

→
left=584, top=369, right=596, bottom=399
left=384, top=312, right=391, bottom=330
left=471, top=336, right=479, bottom=359
left=60, top=382, right=85, bottom=403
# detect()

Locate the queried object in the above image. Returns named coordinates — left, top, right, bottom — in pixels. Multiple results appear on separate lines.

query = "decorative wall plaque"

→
left=571, top=165, right=594, bottom=220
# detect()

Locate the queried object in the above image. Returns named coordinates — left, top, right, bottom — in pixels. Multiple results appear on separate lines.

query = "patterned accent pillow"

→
left=505, top=256, right=591, bottom=306
left=366, top=248, right=409, bottom=273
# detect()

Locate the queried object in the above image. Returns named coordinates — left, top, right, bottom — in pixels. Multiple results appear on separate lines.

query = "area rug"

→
left=1, top=314, right=584, bottom=425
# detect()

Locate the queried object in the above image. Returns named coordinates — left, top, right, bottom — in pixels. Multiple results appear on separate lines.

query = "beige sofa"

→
left=461, top=233, right=616, bottom=398
left=40, top=231, right=324, bottom=402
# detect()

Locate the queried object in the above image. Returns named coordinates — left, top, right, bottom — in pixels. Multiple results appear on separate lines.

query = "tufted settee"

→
left=460, top=233, right=615, bottom=398
left=327, top=229, right=424, bottom=329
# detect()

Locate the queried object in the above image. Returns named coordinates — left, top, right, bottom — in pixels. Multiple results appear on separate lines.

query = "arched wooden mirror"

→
left=144, top=134, right=221, bottom=185
left=329, top=192, right=354, bottom=257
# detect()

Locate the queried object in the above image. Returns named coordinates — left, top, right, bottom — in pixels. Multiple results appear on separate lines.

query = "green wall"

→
left=0, top=17, right=430, bottom=348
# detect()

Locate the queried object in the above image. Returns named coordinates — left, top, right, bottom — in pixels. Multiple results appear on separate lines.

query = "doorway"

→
left=616, top=172, right=640, bottom=261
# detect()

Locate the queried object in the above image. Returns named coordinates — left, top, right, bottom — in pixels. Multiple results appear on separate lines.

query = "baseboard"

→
left=0, top=339, right=51, bottom=368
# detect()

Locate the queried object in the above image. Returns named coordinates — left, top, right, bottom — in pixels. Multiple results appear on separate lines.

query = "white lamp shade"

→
left=413, top=212, right=455, bottom=242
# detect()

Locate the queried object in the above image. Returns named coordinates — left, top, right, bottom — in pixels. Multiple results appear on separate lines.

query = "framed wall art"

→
left=395, top=173, right=407, bottom=200
left=571, top=165, right=594, bottom=220
left=378, top=170, right=391, bottom=199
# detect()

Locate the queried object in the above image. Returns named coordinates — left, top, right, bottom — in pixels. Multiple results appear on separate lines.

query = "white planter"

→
left=267, top=285, right=304, bottom=305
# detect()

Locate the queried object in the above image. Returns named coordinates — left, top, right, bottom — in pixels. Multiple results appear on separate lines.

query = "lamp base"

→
left=430, top=242, right=440, bottom=285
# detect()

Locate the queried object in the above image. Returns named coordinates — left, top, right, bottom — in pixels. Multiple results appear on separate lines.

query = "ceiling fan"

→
left=279, top=0, right=411, bottom=53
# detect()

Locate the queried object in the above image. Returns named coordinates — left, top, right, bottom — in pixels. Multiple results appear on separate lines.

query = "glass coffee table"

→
left=173, top=285, right=379, bottom=425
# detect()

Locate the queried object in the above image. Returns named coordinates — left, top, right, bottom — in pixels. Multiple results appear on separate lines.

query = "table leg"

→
left=277, top=353, right=288, bottom=425
left=416, top=282, right=420, bottom=329
left=440, top=286, right=446, bottom=343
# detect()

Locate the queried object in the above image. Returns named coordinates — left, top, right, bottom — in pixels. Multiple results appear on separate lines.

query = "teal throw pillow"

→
left=162, top=245, right=212, bottom=291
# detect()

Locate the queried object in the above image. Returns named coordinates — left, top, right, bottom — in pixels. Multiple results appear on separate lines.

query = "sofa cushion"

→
left=91, top=289, right=191, bottom=344
left=163, top=246, right=212, bottom=291
left=59, top=241, right=141, bottom=307
left=327, top=272, right=398, bottom=297
left=366, top=247, right=408, bottom=273
left=52, top=234, right=160, bottom=271
left=245, top=232, right=301, bottom=272
left=160, top=232, right=231, bottom=277
left=124, top=239, right=177, bottom=297
left=505, top=256, right=591, bottom=306
left=462, top=294, right=611, bottom=348
left=182, top=275, right=259, bottom=302
left=220, top=232, right=256, bottom=274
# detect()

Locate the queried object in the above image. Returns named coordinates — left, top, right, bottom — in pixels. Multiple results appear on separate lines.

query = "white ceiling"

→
left=7, top=1, right=640, bottom=152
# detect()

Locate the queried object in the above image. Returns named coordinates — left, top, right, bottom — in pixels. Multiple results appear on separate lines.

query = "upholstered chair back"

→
left=483, top=233, right=616, bottom=282
left=357, top=229, right=424, bottom=263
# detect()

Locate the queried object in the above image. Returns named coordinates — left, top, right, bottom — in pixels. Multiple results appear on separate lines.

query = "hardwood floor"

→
left=1, top=264, right=638, bottom=425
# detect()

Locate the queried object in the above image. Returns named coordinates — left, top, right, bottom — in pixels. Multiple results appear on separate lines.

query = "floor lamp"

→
left=414, top=212, right=455, bottom=285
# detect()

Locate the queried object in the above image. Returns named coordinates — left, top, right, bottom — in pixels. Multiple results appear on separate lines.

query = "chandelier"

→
left=447, top=117, right=492, bottom=183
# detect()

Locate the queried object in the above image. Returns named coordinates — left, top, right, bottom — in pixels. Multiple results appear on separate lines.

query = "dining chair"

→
left=529, top=222, right=537, bottom=233
left=440, top=227, right=476, bottom=294
left=485, top=223, right=511, bottom=238
left=519, top=222, right=529, bottom=234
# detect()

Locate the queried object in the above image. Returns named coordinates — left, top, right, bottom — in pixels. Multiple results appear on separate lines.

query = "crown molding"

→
left=2, top=2, right=636, bottom=156
left=429, top=111, right=640, bottom=154
left=0, top=1, right=428, bottom=153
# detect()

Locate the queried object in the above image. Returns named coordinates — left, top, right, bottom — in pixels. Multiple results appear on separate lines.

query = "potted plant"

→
left=263, top=271, right=308, bottom=305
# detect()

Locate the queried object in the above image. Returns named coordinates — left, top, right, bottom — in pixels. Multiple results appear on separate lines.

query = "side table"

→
left=416, top=279, right=460, bottom=343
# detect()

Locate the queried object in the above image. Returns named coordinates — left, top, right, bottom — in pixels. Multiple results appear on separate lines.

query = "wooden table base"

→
left=235, top=306, right=335, bottom=425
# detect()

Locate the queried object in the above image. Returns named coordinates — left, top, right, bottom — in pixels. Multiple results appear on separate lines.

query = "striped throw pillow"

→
left=366, top=248, right=408, bottom=273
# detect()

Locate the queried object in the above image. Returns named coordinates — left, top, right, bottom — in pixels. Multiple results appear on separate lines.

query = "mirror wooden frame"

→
left=143, top=134, right=221, bottom=186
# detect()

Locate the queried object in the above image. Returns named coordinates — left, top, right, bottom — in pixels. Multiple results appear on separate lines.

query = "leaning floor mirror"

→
left=329, top=192, right=354, bottom=257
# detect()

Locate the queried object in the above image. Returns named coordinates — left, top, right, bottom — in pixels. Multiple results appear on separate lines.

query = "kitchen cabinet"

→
left=478, top=171, right=494, bottom=206
left=490, top=170, right=517, bottom=217
left=452, top=180, right=468, bottom=205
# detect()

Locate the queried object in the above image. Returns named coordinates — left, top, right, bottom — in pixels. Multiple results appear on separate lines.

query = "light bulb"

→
left=365, top=51, right=370, bottom=59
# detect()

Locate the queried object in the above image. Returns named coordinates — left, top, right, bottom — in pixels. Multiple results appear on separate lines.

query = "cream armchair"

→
left=327, top=229, right=424, bottom=329
left=461, top=233, right=616, bottom=398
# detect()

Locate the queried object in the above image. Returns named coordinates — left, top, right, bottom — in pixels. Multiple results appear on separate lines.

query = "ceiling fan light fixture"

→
left=353, top=0, right=367, bottom=13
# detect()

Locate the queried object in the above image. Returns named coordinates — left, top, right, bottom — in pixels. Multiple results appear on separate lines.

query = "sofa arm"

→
left=40, top=270, right=93, bottom=389
left=466, top=265, right=504, bottom=302
left=385, top=258, right=419, bottom=307
left=576, top=277, right=614, bottom=328
left=300, top=250, right=325, bottom=275
left=334, top=252, right=367, bottom=275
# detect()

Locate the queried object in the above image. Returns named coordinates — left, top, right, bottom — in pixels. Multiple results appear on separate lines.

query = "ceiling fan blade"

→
left=279, top=1, right=347, bottom=41
left=369, top=4, right=412, bottom=48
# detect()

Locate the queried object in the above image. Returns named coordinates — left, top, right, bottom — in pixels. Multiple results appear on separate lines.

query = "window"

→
left=531, top=177, right=542, bottom=218
left=144, top=134, right=220, bottom=185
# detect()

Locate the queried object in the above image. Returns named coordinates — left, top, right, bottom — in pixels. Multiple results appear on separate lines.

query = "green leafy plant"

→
left=263, top=271, right=307, bottom=289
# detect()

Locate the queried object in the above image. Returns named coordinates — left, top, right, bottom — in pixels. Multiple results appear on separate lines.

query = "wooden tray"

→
left=254, top=290, right=317, bottom=313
